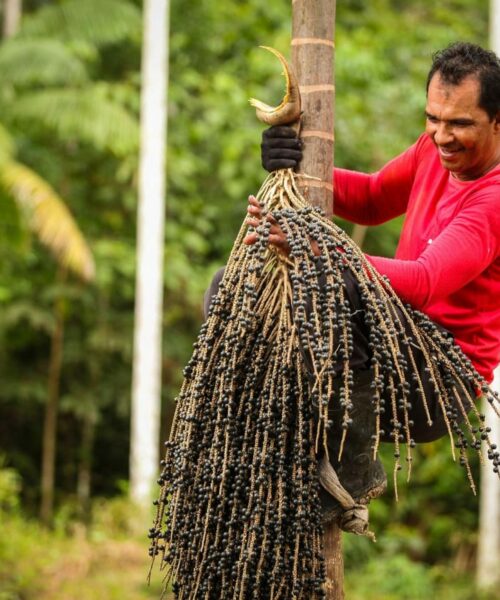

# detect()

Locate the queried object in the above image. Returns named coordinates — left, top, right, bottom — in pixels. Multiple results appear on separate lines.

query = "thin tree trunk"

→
left=477, top=366, right=500, bottom=589
left=291, top=2, right=343, bottom=598
left=2, top=0, right=22, bottom=39
left=40, top=271, right=66, bottom=526
left=130, top=0, right=170, bottom=507
left=77, top=411, right=96, bottom=523
left=476, top=6, right=500, bottom=588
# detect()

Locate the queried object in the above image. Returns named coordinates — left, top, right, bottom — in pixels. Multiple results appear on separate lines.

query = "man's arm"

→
left=333, top=152, right=416, bottom=226
left=261, top=125, right=423, bottom=226
left=366, top=192, right=500, bottom=309
left=243, top=188, right=499, bottom=312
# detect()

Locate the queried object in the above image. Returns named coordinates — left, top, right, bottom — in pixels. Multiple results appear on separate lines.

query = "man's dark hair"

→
left=426, top=42, right=500, bottom=120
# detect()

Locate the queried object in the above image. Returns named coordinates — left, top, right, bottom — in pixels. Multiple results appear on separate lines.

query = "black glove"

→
left=261, top=125, right=302, bottom=172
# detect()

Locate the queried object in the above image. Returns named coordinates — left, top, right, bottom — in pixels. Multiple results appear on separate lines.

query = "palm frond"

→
left=1, top=160, right=95, bottom=282
left=0, top=39, right=88, bottom=88
left=20, top=0, right=142, bottom=46
left=8, top=85, right=139, bottom=156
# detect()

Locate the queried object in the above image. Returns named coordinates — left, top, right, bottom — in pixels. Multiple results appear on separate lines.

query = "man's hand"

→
left=261, top=126, right=302, bottom=172
left=244, top=195, right=290, bottom=253
left=244, top=195, right=320, bottom=257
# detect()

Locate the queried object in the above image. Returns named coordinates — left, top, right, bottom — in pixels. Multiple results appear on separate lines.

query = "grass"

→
left=0, top=498, right=165, bottom=600
left=0, top=496, right=499, bottom=600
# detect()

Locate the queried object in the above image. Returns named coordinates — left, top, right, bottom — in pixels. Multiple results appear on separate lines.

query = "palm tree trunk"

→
left=2, top=0, right=22, bottom=38
left=40, top=269, right=66, bottom=525
left=291, top=2, right=343, bottom=598
left=130, top=0, right=170, bottom=507
left=292, top=0, right=335, bottom=215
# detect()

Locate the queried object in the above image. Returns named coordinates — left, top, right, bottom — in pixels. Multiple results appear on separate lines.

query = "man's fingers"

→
left=262, top=138, right=302, bottom=150
left=269, top=233, right=289, bottom=250
left=262, top=125, right=298, bottom=139
left=264, top=159, right=298, bottom=171
left=248, top=195, right=263, bottom=211
left=246, top=217, right=260, bottom=227
left=247, top=210, right=278, bottom=227
left=245, top=194, right=288, bottom=252
left=243, top=232, right=258, bottom=245
left=267, top=148, right=302, bottom=159
left=247, top=195, right=263, bottom=223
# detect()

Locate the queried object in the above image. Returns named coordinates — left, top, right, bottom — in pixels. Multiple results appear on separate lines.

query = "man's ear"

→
left=495, top=111, right=500, bottom=132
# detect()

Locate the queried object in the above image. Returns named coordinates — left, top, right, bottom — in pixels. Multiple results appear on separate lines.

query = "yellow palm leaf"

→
left=1, top=160, right=95, bottom=282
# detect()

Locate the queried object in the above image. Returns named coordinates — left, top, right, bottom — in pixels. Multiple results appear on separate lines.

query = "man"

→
left=259, top=41, right=500, bottom=383
left=208, top=42, right=500, bottom=520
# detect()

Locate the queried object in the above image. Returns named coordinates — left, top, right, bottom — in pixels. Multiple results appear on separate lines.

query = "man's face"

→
left=425, top=73, right=500, bottom=180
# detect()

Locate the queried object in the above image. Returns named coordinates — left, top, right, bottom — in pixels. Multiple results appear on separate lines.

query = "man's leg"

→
left=318, top=269, right=476, bottom=522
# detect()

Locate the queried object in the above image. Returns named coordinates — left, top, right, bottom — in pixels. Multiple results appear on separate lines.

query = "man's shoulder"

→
left=406, top=134, right=443, bottom=181
left=412, top=133, right=436, bottom=158
left=400, top=133, right=440, bottom=170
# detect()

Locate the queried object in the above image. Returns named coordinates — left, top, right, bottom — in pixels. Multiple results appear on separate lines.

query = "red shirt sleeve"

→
left=333, top=139, right=423, bottom=225
left=366, top=191, right=500, bottom=309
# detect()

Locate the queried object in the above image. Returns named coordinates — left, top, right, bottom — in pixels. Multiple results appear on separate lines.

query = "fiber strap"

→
left=300, top=130, right=335, bottom=142
left=291, top=37, right=335, bottom=48
left=295, top=175, right=334, bottom=193
left=300, top=84, right=335, bottom=94
left=319, top=455, right=376, bottom=541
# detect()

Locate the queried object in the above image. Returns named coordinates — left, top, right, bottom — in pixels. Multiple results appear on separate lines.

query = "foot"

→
left=319, top=369, right=387, bottom=525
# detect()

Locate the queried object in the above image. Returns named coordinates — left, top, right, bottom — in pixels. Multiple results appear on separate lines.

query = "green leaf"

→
left=8, top=85, right=139, bottom=156
left=1, top=160, right=95, bottom=281
left=0, top=39, right=89, bottom=88
left=19, top=0, right=142, bottom=46
left=0, top=300, right=55, bottom=333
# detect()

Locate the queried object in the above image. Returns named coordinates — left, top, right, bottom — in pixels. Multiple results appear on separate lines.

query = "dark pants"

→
left=335, top=269, right=475, bottom=443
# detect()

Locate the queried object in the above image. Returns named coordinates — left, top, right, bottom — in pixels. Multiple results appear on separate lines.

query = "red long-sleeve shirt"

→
left=334, top=133, right=500, bottom=382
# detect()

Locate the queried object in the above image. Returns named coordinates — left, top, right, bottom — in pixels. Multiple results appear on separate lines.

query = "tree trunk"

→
left=292, top=0, right=335, bottom=216
left=2, top=0, right=22, bottom=39
left=291, top=2, right=343, bottom=598
left=77, top=410, right=96, bottom=523
left=477, top=365, right=500, bottom=589
left=40, top=273, right=66, bottom=526
left=476, top=6, right=500, bottom=588
left=130, top=0, right=170, bottom=507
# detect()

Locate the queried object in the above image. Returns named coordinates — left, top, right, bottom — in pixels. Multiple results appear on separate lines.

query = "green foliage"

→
left=347, top=554, right=435, bottom=599
left=334, top=0, right=488, bottom=171
left=0, top=489, right=163, bottom=599
left=20, top=0, right=142, bottom=46
left=0, top=124, right=14, bottom=164
left=0, top=490, right=494, bottom=600
left=0, top=457, right=21, bottom=513
left=344, top=553, right=500, bottom=600
left=0, top=38, right=88, bottom=87
left=9, top=85, right=139, bottom=156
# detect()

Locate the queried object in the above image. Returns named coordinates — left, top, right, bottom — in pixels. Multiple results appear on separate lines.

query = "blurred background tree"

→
left=0, top=0, right=498, bottom=598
